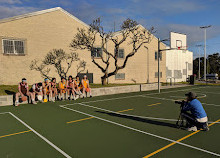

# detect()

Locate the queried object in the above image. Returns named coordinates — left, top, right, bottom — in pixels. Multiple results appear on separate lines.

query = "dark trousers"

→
left=181, top=111, right=207, bottom=129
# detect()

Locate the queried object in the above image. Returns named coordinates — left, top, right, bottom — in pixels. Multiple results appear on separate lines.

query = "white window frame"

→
left=2, top=38, right=25, bottom=55
left=115, top=48, right=125, bottom=59
left=91, top=47, right=102, bottom=58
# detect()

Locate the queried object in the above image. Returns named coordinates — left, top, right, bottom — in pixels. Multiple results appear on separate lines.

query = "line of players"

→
left=15, top=75, right=92, bottom=106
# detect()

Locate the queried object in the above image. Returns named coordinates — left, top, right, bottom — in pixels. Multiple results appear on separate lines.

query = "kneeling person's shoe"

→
left=187, top=126, right=197, bottom=132
left=202, top=123, right=209, bottom=131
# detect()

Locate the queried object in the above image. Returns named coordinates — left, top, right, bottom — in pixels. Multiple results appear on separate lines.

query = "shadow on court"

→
left=96, top=111, right=177, bottom=129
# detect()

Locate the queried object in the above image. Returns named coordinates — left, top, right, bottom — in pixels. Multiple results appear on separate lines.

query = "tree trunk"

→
left=101, top=76, right=107, bottom=85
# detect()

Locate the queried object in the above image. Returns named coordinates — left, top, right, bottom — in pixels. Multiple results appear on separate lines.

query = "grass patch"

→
left=0, top=85, right=18, bottom=96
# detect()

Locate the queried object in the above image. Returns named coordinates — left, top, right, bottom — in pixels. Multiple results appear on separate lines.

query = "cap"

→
left=185, top=92, right=197, bottom=99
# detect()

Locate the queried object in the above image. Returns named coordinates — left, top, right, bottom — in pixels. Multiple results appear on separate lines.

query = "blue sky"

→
left=0, top=0, right=220, bottom=57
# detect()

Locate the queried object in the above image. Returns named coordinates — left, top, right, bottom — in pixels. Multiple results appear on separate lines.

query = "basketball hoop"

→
left=177, top=46, right=188, bottom=50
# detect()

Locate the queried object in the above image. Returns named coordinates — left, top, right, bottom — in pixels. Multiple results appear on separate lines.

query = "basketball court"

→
left=0, top=85, right=219, bottom=158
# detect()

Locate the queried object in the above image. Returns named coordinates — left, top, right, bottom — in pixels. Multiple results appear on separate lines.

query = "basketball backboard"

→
left=170, top=32, right=187, bottom=50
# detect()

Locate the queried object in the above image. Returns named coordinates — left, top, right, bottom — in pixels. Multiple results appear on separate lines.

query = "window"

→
left=115, top=48, right=124, bottom=58
left=3, top=39, right=25, bottom=54
left=155, top=52, right=162, bottom=60
left=155, top=72, right=162, bottom=78
left=91, top=47, right=102, bottom=58
left=115, top=73, right=125, bottom=80
left=159, top=52, right=162, bottom=60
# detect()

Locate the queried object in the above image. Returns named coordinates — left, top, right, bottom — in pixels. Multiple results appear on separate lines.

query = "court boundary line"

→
left=143, top=118, right=220, bottom=158
left=67, top=108, right=134, bottom=124
left=60, top=105, right=220, bottom=157
left=0, top=112, right=9, bottom=115
left=77, top=103, right=178, bottom=122
left=9, top=112, right=72, bottom=158
left=67, top=102, right=219, bottom=124
left=62, top=86, right=208, bottom=107
left=141, top=95, right=220, bottom=107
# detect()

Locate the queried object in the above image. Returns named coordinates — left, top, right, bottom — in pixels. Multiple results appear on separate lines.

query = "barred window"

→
left=3, top=39, right=25, bottom=54
left=115, top=48, right=124, bottom=58
left=155, top=52, right=162, bottom=60
left=155, top=72, right=162, bottom=78
left=115, top=73, right=125, bottom=80
left=91, top=47, right=102, bottom=58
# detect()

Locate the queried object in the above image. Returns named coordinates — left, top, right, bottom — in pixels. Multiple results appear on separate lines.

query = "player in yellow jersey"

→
left=75, top=76, right=82, bottom=96
left=81, top=75, right=92, bottom=98
left=58, top=77, right=67, bottom=100
left=42, top=78, right=52, bottom=102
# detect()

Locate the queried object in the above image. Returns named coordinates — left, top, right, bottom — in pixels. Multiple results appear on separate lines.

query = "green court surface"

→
left=0, top=85, right=219, bottom=158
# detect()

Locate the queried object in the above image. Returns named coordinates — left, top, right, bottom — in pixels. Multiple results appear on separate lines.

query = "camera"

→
left=175, top=100, right=185, bottom=107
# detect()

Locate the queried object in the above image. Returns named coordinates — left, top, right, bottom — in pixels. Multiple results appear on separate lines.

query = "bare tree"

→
left=70, top=18, right=154, bottom=85
left=77, top=60, right=87, bottom=74
left=30, top=49, right=86, bottom=80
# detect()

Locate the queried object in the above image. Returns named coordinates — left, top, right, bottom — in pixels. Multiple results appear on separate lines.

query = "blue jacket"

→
left=183, top=99, right=207, bottom=119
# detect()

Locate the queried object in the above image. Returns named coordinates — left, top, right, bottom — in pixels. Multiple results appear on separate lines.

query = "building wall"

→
left=0, top=8, right=166, bottom=85
left=166, top=49, right=193, bottom=82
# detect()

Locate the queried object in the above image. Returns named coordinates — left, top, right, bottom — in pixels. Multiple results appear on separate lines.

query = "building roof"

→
left=0, top=7, right=167, bottom=47
left=0, top=7, right=89, bottom=28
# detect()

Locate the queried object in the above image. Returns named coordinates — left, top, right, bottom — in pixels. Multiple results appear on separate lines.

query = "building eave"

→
left=0, top=7, right=90, bottom=28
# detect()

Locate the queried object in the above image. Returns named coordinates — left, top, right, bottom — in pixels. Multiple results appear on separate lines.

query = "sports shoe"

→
left=75, top=95, right=79, bottom=100
left=201, top=123, right=209, bottom=131
left=15, top=101, right=19, bottom=106
left=32, top=101, right=37, bottom=104
left=43, top=99, right=48, bottom=103
left=73, top=96, right=76, bottom=101
left=187, top=126, right=197, bottom=132
left=68, top=97, right=71, bottom=100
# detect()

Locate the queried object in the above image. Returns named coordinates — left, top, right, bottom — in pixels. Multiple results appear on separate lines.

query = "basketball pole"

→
left=158, top=38, right=160, bottom=93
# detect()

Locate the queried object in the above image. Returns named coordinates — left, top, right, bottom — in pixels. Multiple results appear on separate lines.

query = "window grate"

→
left=91, top=48, right=102, bottom=58
left=3, top=39, right=25, bottom=54
left=115, top=73, right=125, bottom=80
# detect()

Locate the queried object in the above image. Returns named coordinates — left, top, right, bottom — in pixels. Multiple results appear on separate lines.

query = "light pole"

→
left=196, top=44, right=202, bottom=79
left=200, top=25, right=211, bottom=81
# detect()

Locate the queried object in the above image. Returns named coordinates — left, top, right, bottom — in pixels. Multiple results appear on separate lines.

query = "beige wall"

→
left=0, top=9, right=166, bottom=85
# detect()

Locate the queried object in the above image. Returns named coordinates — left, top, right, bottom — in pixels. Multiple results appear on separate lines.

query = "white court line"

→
left=75, top=102, right=220, bottom=124
left=9, top=112, right=71, bottom=158
left=60, top=105, right=220, bottom=157
left=195, top=91, right=220, bottom=95
left=77, top=103, right=178, bottom=122
left=65, top=86, right=208, bottom=106
left=141, top=95, right=220, bottom=107
left=0, top=112, right=9, bottom=115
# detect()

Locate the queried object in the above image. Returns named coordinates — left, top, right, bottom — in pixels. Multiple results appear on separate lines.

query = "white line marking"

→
left=141, top=95, right=220, bottom=107
left=74, top=103, right=220, bottom=124
left=66, top=86, right=208, bottom=106
left=195, top=91, right=220, bottom=95
left=9, top=112, right=71, bottom=158
left=0, top=112, right=9, bottom=115
left=60, top=105, right=220, bottom=157
left=77, top=103, right=178, bottom=122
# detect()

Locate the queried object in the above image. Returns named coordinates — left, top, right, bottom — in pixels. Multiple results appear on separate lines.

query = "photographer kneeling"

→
left=181, top=92, right=209, bottom=132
